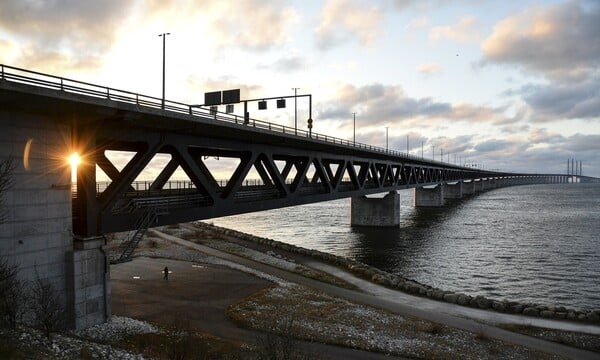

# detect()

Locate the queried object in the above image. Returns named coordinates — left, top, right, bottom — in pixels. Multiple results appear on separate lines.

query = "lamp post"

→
left=159, top=32, right=171, bottom=110
left=406, top=135, right=409, bottom=155
left=292, top=87, right=300, bottom=135
left=352, top=112, right=356, bottom=145
left=432, top=145, right=435, bottom=160
left=385, top=127, right=389, bottom=152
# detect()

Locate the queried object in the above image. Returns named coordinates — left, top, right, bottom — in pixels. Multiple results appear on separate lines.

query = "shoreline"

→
left=194, top=221, right=600, bottom=326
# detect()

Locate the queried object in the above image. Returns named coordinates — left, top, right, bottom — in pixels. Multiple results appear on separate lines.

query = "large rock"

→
left=443, top=293, right=458, bottom=303
left=523, top=307, right=539, bottom=316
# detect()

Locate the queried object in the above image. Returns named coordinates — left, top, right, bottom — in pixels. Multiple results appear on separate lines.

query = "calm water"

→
left=209, top=184, right=600, bottom=310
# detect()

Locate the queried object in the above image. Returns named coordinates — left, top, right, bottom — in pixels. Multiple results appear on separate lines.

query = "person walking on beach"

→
left=163, top=266, right=169, bottom=280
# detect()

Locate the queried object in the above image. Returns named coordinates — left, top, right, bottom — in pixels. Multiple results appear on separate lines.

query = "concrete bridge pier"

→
left=350, top=191, right=400, bottom=227
left=443, top=182, right=463, bottom=200
left=68, top=236, right=110, bottom=329
left=0, top=115, right=109, bottom=330
left=414, top=185, right=445, bottom=207
left=462, top=180, right=476, bottom=195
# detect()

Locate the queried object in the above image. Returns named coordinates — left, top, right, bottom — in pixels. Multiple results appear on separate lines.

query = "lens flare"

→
left=69, top=152, right=80, bottom=182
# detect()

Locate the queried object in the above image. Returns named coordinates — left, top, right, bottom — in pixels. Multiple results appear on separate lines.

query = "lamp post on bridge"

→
left=352, top=112, right=356, bottom=145
left=385, top=127, right=389, bottom=153
left=293, top=87, right=300, bottom=135
left=159, top=32, right=171, bottom=110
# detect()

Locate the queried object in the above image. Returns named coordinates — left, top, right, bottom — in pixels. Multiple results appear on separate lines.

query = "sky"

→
left=0, top=0, right=599, bottom=178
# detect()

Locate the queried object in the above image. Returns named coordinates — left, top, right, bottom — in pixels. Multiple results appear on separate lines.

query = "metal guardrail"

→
left=0, top=63, right=445, bottom=165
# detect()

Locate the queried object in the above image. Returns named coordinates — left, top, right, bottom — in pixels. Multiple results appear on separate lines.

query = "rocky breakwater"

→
left=198, top=222, right=600, bottom=325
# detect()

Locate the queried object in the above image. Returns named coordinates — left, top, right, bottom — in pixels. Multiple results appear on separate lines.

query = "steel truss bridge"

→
left=1, top=64, right=597, bottom=238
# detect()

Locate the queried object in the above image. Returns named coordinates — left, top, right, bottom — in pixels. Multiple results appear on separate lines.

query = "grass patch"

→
left=499, top=323, right=600, bottom=353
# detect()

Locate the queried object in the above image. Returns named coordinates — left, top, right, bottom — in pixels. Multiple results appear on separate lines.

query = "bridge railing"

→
left=2, top=64, right=444, bottom=166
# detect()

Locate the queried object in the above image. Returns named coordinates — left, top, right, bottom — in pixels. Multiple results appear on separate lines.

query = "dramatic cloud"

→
left=481, top=1, right=600, bottom=80
left=0, top=0, right=134, bottom=71
left=430, top=15, right=481, bottom=43
left=416, top=63, right=442, bottom=75
left=316, top=0, right=383, bottom=50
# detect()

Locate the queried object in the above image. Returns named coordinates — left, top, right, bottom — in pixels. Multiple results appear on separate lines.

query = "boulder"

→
left=586, top=312, right=600, bottom=322
left=523, top=307, right=539, bottom=316
left=491, top=301, right=506, bottom=312
left=457, top=294, right=469, bottom=306
left=443, top=293, right=458, bottom=303
left=554, top=312, right=567, bottom=319
left=508, top=304, right=524, bottom=314
left=540, top=310, right=554, bottom=318
left=476, top=297, right=492, bottom=309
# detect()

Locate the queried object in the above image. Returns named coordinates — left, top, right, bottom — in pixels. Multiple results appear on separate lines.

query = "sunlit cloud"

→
left=315, top=0, right=383, bottom=50
left=416, top=63, right=442, bottom=75
left=430, top=15, right=481, bottom=43
left=480, top=1, right=599, bottom=80
left=0, top=0, right=134, bottom=73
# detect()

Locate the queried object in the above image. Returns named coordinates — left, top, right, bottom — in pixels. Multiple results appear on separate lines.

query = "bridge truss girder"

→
left=73, top=126, right=530, bottom=236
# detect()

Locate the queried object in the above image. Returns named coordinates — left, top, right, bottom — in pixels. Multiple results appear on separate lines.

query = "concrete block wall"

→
left=67, top=237, right=110, bottom=329
left=0, top=113, right=72, bottom=324
left=351, top=191, right=400, bottom=227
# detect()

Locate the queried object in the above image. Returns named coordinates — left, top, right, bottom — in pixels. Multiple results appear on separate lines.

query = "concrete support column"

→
left=67, top=236, right=111, bottom=329
left=463, top=181, right=476, bottom=195
left=351, top=191, right=400, bottom=227
left=481, top=179, right=488, bottom=191
left=443, top=181, right=463, bottom=200
left=414, top=185, right=445, bottom=207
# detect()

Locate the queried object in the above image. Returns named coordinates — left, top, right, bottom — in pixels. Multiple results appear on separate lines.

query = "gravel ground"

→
left=1, top=316, right=158, bottom=360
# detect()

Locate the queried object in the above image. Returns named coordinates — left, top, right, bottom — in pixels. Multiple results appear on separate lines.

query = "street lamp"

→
left=352, top=112, right=356, bottom=145
left=385, top=127, right=389, bottom=152
left=159, top=32, right=171, bottom=109
left=292, top=87, right=300, bottom=135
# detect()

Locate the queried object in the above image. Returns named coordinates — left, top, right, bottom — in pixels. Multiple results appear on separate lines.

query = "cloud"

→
left=430, top=15, right=481, bottom=43
left=210, top=0, right=298, bottom=52
left=315, top=0, right=383, bottom=50
left=317, top=83, right=508, bottom=127
left=481, top=1, right=600, bottom=81
left=406, top=16, right=430, bottom=30
left=527, top=128, right=565, bottom=144
left=416, top=63, right=442, bottom=75
left=522, top=78, right=600, bottom=121
left=257, top=55, right=308, bottom=72
left=0, top=0, right=134, bottom=72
